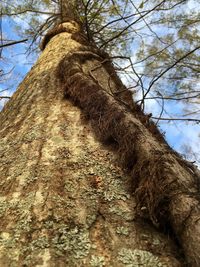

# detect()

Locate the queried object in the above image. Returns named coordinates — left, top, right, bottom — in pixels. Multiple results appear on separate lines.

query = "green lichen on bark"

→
left=118, top=249, right=168, bottom=267
left=90, top=255, right=105, bottom=267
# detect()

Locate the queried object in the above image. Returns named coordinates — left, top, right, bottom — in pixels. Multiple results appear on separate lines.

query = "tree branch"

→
left=0, top=39, right=28, bottom=48
left=143, top=45, right=200, bottom=99
left=151, top=117, right=200, bottom=123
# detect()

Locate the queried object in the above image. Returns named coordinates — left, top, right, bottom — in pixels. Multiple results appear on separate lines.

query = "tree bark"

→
left=60, top=0, right=80, bottom=23
left=55, top=22, right=200, bottom=267
left=0, top=21, right=184, bottom=267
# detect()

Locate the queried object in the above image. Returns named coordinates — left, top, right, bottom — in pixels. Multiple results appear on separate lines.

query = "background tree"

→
left=0, top=0, right=200, bottom=266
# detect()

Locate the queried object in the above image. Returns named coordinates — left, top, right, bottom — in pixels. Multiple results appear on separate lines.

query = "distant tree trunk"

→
left=0, top=2, right=200, bottom=266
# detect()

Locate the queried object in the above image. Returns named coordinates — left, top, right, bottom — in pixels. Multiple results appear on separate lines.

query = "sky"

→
left=0, top=0, right=200, bottom=165
left=0, top=16, right=34, bottom=102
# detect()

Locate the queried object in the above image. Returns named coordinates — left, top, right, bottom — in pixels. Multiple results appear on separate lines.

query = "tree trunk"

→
left=60, top=0, right=79, bottom=23
left=0, top=19, right=199, bottom=266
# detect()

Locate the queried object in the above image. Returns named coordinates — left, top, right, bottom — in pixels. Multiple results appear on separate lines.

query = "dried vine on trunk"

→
left=42, top=22, right=200, bottom=266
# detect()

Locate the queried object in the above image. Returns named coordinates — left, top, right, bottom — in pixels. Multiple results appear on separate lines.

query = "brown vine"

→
left=57, top=51, right=180, bottom=225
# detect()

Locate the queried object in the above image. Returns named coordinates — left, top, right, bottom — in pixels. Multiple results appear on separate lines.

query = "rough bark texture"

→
left=60, top=0, right=81, bottom=24
left=0, top=21, right=198, bottom=267
left=55, top=23, right=200, bottom=267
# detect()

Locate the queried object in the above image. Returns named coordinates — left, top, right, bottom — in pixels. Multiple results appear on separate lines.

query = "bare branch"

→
left=139, top=93, right=200, bottom=101
left=2, top=9, right=56, bottom=16
left=100, top=0, right=167, bottom=49
left=143, top=45, right=200, bottom=99
left=0, top=39, right=28, bottom=48
left=155, top=92, right=165, bottom=125
left=0, top=96, right=11, bottom=99
left=151, top=117, right=200, bottom=123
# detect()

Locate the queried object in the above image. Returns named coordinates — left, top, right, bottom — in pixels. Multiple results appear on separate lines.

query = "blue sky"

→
left=0, top=17, right=33, bottom=95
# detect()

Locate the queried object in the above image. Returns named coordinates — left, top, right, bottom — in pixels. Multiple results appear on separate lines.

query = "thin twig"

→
left=155, top=92, right=164, bottom=125
left=0, top=96, right=11, bottom=99
left=0, top=39, right=28, bottom=48
left=151, top=117, right=200, bottom=123
left=143, top=45, right=200, bottom=100
left=100, top=0, right=167, bottom=48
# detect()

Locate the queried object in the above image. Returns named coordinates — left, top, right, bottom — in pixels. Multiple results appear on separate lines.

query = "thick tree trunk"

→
left=55, top=22, right=200, bottom=267
left=0, top=21, right=181, bottom=267
left=0, top=19, right=199, bottom=266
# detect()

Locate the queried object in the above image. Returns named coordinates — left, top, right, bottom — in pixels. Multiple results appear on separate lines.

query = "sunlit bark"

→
left=0, top=20, right=183, bottom=267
